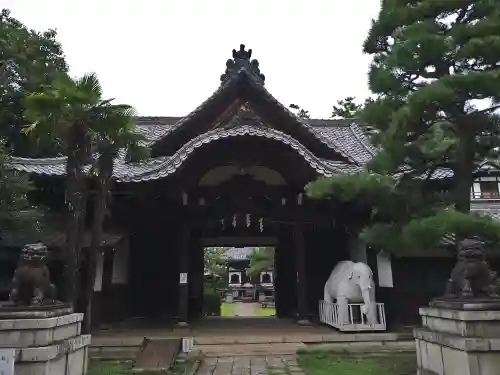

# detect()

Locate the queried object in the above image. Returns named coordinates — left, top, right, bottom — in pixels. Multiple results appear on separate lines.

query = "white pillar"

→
left=349, top=236, right=367, bottom=264
left=93, top=252, right=104, bottom=292
left=111, top=237, right=130, bottom=285
left=472, top=182, right=481, bottom=199
left=376, top=251, right=394, bottom=288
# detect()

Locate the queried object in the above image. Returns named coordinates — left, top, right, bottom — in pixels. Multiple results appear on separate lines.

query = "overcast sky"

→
left=5, top=0, right=381, bottom=119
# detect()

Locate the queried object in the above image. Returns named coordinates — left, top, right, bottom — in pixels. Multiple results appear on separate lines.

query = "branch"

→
left=472, top=103, right=500, bottom=115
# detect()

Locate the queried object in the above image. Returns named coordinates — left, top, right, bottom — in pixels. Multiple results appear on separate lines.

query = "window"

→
left=229, top=272, right=241, bottom=284
left=260, top=272, right=272, bottom=284
left=481, top=181, right=499, bottom=198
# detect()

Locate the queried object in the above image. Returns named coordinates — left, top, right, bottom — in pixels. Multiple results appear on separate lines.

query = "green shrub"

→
left=203, top=288, right=222, bottom=316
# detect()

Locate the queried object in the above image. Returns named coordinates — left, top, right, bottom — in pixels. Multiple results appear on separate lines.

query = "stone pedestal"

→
left=414, top=307, right=500, bottom=375
left=0, top=307, right=90, bottom=375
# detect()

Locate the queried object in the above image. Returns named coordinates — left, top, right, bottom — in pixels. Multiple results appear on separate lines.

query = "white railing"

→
left=319, top=300, right=387, bottom=332
left=471, top=192, right=500, bottom=200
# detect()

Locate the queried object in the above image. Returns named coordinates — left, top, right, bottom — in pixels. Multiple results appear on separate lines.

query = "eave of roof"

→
left=136, top=116, right=377, bottom=164
left=9, top=125, right=361, bottom=182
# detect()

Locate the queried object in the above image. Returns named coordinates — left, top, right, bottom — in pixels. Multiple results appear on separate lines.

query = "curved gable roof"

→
left=148, top=46, right=358, bottom=162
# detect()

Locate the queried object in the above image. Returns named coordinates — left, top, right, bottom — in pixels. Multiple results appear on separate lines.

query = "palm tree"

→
left=81, top=104, right=149, bottom=333
left=23, top=73, right=112, bottom=305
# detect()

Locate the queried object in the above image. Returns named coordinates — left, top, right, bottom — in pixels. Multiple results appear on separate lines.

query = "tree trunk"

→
left=62, top=122, right=88, bottom=305
left=454, top=125, right=474, bottom=214
left=82, top=154, right=113, bottom=334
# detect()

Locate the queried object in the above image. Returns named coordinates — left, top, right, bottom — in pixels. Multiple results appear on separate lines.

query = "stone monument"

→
left=414, top=238, right=500, bottom=375
left=0, top=243, right=90, bottom=375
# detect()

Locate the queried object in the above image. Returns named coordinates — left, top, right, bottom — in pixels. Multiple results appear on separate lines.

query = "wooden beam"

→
left=208, top=98, right=243, bottom=130
left=294, top=222, right=310, bottom=325
left=177, top=223, right=190, bottom=327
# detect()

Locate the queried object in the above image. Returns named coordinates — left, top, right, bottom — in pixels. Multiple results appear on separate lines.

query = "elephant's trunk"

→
left=361, top=286, right=377, bottom=325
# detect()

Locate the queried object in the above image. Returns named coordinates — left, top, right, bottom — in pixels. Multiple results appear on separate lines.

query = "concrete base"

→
left=414, top=307, right=500, bottom=375
left=0, top=308, right=90, bottom=375
left=296, top=319, right=311, bottom=326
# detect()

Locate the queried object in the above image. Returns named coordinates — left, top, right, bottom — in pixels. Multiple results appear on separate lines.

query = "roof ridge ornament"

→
left=220, top=44, right=266, bottom=85
left=221, top=102, right=264, bottom=129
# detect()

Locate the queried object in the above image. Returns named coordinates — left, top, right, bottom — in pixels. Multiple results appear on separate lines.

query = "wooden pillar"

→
left=177, top=223, right=190, bottom=327
left=294, top=223, right=310, bottom=325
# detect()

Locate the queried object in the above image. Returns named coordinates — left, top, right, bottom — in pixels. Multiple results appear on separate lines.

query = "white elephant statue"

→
left=324, top=261, right=377, bottom=326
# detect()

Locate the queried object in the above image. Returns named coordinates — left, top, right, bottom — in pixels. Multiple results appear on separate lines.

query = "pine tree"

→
left=332, top=97, right=363, bottom=119
left=289, top=104, right=310, bottom=119
left=307, top=1, right=500, bottom=253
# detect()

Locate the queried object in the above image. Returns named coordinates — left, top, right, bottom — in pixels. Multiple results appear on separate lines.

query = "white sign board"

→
left=182, top=337, right=194, bottom=353
left=0, top=349, right=15, bottom=375
left=179, top=272, right=188, bottom=284
left=377, top=251, right=394, bottom=288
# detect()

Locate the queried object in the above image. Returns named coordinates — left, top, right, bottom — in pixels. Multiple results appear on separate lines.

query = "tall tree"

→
left=248, top=247, right=274, bottom=277
left=307, top=0, right=500, bottom=252
left=23, top=73, right=107, bottom=305
left=0, top=143, right=41, bottom=234
left=82, top=102, right=149, bottom=333
left=331, top=97, right=374, bottom=119
left=362, top=0, right=500, bottom=213
left=332, top=96, right=363, bottom=119
left=289, top=104, right=310, bottom=119
left=204, top=247, right=228, bottom=278
left=0, top=8, right=67, bottom=156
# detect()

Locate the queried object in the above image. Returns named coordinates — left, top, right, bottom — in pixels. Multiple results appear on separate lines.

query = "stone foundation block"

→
left=420, top=307, right=500, bottom=338
left=415, top=307, right=500, bottom=375
left=13, top=335, right=91, bottom=375
left=0, top=310, right=90, bottom=375
left=0, top=313, right=83, bottom=348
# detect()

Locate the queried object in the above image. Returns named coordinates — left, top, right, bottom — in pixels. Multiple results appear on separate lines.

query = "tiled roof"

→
left=9, top=124, right=362, bottom=182
left=6, top=51, right=380, bottom=181
left=135, top=117, right=376, bottom=164
left=223, top=247, right=256, bottom=261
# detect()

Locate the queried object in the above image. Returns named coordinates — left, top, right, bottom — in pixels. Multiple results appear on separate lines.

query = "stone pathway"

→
left=197, top=355, right=306, bottom=375
left=232, top=302, right=259, bottom=317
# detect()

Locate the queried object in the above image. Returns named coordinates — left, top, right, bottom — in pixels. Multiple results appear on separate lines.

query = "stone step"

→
left=193, top=332, right=408, bottom=345
left=132, top=338, right=180, bottom=372
left=303, top=339, right=416, bottom=353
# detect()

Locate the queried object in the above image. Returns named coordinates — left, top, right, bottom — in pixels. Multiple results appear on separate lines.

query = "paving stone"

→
left=232, top=369, right=250, bottom=375
left=198, top=365, right=216, bottom=374
left=214, top=363, right=233, bottom=375
left=205, top=358, right=219, bottom=366
left=234, top=357, right=251, bottom=368
left=266, top=356, right=285, bottom=368
left=217, top=357, right=235, bottom=363
left=198, top=354, right=305, bottom=375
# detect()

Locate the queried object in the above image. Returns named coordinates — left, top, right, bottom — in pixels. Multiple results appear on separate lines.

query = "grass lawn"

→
left=88, top=358, right=191, bottom=375
left=255, top=306, right=276, bottom=316
left=220, top=303, right=235, bottom=316
left=298, top=352, right=416, bottom=375
left=87, top=361, right=130, bottom=375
